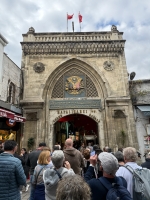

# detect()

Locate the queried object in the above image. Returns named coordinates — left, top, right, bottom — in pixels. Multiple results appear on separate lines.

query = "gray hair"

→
left=56, top=175, right=91, bottom=200
left=123, top=147, right=137, bottom=162
left=51, top=150, right=64, bottom=168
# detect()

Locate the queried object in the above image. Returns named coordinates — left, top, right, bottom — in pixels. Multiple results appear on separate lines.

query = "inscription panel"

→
left=49, top=99, right=101, bottom=110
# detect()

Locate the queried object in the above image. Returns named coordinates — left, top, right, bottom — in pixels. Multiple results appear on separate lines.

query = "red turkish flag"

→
left=79, top=14, right=82, bottom=23
left=67, top=14, right=74, bottom=20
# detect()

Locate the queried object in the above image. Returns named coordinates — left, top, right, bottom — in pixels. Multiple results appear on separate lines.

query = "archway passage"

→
left=54, top=114, right=98, bottom=148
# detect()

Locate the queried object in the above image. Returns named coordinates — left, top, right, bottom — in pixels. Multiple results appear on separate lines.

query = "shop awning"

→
left=137, top=106, right=150, bottom=116
left=0, top=108, right=26, bottom=122
left=0, top=108, right=14, bottom=119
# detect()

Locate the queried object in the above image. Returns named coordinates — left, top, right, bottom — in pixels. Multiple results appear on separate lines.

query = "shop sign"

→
left=0, top=108, right=14, bottom=119
left=14, top=115, right=26, bottom=123
left=0, top=108, right=26, bottom=122
left=6, top=119, right=16, bottom=127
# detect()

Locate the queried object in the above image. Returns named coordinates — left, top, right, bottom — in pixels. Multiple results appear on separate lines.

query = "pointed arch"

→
left=43, top=58, right=110, bottom=101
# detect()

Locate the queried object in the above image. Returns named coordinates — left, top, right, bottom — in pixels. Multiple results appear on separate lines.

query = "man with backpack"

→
left=84, top=152, right=132, bottom=200
left=116, top=147, right=142, bottom=197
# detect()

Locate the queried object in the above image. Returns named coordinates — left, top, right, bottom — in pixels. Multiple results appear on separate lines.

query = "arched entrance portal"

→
left=54, top=114, right=98, bottom=148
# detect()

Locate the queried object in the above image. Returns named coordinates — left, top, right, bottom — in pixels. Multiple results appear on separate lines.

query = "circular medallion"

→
left=33, top=62, right=45, bottom=73
left=103, top=61, right=114, bottom=71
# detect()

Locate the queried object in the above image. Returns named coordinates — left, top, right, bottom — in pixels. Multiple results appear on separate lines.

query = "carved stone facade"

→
left=20, top=26, right=138, bottom=150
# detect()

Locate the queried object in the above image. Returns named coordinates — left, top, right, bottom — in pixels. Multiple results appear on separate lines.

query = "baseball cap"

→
left=98, top=152, right=119, bottom=176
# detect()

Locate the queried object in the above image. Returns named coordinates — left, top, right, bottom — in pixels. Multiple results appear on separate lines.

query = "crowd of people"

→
left=0, top=139, right=150, bottom=200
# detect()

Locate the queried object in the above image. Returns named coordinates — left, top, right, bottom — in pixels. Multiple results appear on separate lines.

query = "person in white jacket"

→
left=43, top=150, right=75, bottom=200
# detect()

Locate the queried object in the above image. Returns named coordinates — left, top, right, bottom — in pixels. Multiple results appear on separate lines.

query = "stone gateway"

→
left=20, top=26, right=138, bottom=150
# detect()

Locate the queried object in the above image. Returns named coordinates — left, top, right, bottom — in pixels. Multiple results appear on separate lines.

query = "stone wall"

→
left=0, top=53, right=21, bottom=104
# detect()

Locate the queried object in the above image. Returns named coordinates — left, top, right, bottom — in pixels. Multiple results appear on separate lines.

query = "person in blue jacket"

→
left=0, top=140, right=26, bottom=200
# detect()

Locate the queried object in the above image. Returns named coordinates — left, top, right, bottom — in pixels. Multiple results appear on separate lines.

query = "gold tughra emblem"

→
left=65, top=76, right=84, bottom=95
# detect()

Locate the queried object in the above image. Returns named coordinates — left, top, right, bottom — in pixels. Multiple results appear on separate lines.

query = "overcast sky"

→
left=0, top=0, right=150, bottom=80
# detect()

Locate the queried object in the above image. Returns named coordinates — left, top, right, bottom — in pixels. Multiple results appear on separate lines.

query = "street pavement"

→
left=21, top=181, right=30, bottom=200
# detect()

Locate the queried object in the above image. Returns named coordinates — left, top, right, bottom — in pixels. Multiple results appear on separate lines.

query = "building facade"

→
left=20, top=26, right=138, bottom=150
left=130, top=79, right=150, bottom=160
left=0, top=33, right=25, bottom=146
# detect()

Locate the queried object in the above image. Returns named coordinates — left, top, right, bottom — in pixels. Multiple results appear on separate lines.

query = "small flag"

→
left=79, top=13, right=82, bottom=23
left=67, top=14, right=74, bottom=20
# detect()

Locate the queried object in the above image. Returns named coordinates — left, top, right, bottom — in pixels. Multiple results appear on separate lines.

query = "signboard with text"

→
left=49, top=99, right=101, bottom=110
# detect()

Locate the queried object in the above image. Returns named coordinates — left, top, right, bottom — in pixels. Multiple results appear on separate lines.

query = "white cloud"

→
left=0, top=0, right=150, bottom=79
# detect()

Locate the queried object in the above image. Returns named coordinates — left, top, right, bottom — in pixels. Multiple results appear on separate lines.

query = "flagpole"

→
left=79, top=12, right=80, bottom=32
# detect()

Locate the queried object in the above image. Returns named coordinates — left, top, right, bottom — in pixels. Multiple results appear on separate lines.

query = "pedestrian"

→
left=63, top=138, right=85, bottom=175
left=87, top=142, right=93, bottom=153
left=83, top=149, right=90, bottom=174
left=0, top=140, right=26, bottom=200
left=90, top=145, right=99, bottom=156
left=114, top=151, right=125, bottom=166
left=32, top=150, right=52, bottom=200
left=116, top=147, right=142, bottom=197
left=141, top=152, right=150, bottom=169
left=20, top=148, right=30, bottom=178
left=84, top=152, right=131, bottom=200
left=26, top=142, right=46, bottom=200
left=20, top=148, right=30, bottom=191
left=43, top=150, right=75, bottom=200
left=79, top=142, right=86, bottom=154
left=56, top=175, right=91, bottom=200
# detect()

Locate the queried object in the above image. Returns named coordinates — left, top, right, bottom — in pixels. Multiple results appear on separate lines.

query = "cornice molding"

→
left=21, top=40, right=125, bottom=56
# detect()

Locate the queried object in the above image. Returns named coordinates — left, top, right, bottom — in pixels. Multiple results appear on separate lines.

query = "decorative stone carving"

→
left=65, top=76, right=84, bottom=95
left=33, top=62, right=45, bottom=73
left=21, top=41, right=124, bottom=56
left=28, top=27, right=35, bottom=34
left=111, top=25, right=118, bottom=32
left=103, top=61, right=114, bottom=71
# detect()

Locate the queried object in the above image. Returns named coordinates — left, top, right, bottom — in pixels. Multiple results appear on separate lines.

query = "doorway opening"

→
left=54, top=114, right=98, bottom=148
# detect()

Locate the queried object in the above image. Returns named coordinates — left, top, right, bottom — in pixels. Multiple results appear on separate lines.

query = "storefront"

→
left=0, top=108, right=25, bottom=148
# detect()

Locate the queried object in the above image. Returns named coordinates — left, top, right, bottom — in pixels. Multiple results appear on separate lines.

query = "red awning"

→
left=0, top=108, right=26, bottom=122
left=0, top=108, right=14, bottom=119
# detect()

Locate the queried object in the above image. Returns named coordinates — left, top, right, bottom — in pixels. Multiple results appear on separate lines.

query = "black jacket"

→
left=26, top=150, right=42, bottom=175
left=21, top=153, right=29, bottom=178
left=141, top=158, right=150, bottom=169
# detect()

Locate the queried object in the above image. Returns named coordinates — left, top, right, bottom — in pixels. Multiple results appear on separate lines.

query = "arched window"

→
left=7, top=82, right=15, bottom=104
